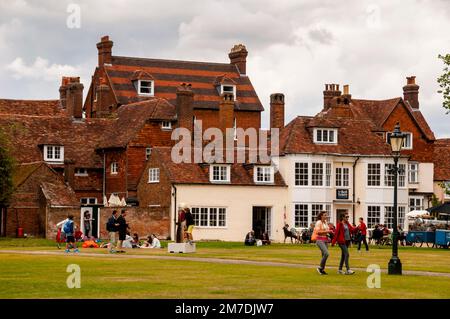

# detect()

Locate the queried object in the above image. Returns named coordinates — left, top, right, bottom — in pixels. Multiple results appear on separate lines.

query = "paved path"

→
left=1, top=249, right=449, bottom=278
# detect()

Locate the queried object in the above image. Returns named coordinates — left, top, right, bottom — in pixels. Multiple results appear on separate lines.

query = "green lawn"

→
left=0, top=238, right=449, bottom=298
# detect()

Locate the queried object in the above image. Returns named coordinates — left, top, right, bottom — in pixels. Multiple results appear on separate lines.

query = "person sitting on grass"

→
left=261, top=232, right=271, bottom=245
left=63, top=215, right=79, bottom=253
left=244, top=230, right=256, bottom=246
left=139, top=234, right=161, bottom=249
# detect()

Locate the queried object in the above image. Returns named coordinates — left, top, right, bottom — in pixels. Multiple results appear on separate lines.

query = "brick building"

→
left=433, top=139, right=450, bottom=203
left=0, top=36, right=267, bottom=239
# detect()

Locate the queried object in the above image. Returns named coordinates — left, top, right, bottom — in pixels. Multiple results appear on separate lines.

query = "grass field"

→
left=0, top=238, right=449, bottom=299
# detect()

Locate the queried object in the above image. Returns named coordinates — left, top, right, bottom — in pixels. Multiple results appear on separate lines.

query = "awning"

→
left=427, top=202, right=450, bottom=214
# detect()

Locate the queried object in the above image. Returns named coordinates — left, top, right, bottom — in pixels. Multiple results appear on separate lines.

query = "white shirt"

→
left=151, top=237, right=161, bottom=248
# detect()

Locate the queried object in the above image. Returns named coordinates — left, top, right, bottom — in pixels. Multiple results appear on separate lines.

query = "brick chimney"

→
left=63, top=77, right=84, bottom=119
left=403, top=76, right=419, bottom=109
left=95, top=77, right=114, bottom=118
left=229, top=44, right=248, bottom=75
left=96, top=35, right=113, bottom=67
left=64, top=159, right=75, bottom=189
left=323, top=84, right=341, bottom=109
left=59, top=78, right=68, bottom=108
left=219, top=92, right=235, bottom=135
left=176, top=83, right=194, bottom=130
left=270, top=93, right=285, bottom=130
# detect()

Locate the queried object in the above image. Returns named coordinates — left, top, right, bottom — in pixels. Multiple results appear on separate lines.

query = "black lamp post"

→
left=388, top=122, right=406, bottom=275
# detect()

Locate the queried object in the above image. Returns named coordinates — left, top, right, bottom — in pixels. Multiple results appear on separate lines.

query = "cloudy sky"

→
left=1, top=0, right=449, bottom=137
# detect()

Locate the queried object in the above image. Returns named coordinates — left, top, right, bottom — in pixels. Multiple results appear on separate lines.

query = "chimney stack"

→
left=66, top=77, right=84, bottom=119
left=95, top=77, right=114, bottom=118
left=270, top=93, right=285, bottom=130
left=96, top=35, right=113, bottom=67
left=229, top=44, right=248, bottom=75
left=323, top=84, right=341, bottom=109
left=219, top=92, right=235, bottom=136
left=176, top=83, right=194, bottom=130
left=403, top=76, right=419, bottom=109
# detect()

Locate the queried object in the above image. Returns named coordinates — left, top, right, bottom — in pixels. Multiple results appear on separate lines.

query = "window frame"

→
left=43, top=145, right=64, bottom=163
left=387, top=132, right=413, bottom=150
left=220, top=84, right=236, bottom=100
left=294, top=162, right=309, bottom=186
left=336, top=167, right=350, bottom=187
left=254, top=166, right=274, bottom=184
left=210, top=165, right=231, bottom=183
left=161, top=121, right=172, bottom=130
left=74, top=168, right=88, bottom=177
left=191, top=206, right=227, bottom=228
left=145, top=147, right=152, bottom=161
left=408, top=162, right=419, bottom=184
left=313, top=128, right=338, bottom=144
left=137, top=80, right=154, bottom=96
left=148, top=168, right=160, bottom=183
left=80, top=197, right=98, bottom=205
left=111, top=162, right=119, bottom=175
left=367, top=163, right=381, bottom=187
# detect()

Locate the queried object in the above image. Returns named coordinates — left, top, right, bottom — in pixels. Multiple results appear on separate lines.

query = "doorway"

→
left=252, top=206, right=272, bottom=239
left=336, top=209, right=348, bottom=224
left=80, top=207, right=100, bottom=238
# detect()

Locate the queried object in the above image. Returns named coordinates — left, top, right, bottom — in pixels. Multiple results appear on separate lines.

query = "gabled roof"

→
left=12, top=162, right=47, bottom=188
left=40, top=181, right=79, bottom=207
left=351, top=98, right=435, bottom=140
left=280, top=116, right=392, bottom=156
left=434, top=139, right=450, bottom=181
left=104, top=56, right=263, bottom=111
left=151, top=147, right=286, bottom=187
left=96, top=98, right=176, bottom=149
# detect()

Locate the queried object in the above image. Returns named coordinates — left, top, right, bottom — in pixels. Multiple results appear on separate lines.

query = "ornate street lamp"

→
left=388, top=122, right=406, bottom=275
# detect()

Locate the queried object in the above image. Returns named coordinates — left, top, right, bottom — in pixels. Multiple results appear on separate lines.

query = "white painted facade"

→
left=170, top=184, right=288, bottom=242
left=276, top=154, right=413, bottom=230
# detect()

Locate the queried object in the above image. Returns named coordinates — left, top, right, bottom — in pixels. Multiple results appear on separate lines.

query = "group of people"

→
left=176, top=205, right=195, bottom=244
left=314, top=211, right=369, bottom=275
left=244, top=230, right=271, bottom=246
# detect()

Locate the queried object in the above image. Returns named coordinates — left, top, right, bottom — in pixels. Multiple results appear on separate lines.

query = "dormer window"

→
left=161, top=121, right=172, bottom=130
left=254, top=166, right=274, bottom=183
left=220, top=84, right=236, bottom=100
left=314, top=128, right=337, bottom=144
left=44, top=145, right=64, bottom=163
left=210, top=165, right=230, bottom=183
left=138, top=80, right=154, bottom=96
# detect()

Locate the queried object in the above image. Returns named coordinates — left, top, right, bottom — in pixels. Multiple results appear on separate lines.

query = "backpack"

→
left=106, top=216, right=115, bottom=232
left=63, top=220, right=73, bottom=234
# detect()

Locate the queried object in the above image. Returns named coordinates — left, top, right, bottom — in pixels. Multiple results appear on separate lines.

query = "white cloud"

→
left=6, top=57, right=78, bottom=81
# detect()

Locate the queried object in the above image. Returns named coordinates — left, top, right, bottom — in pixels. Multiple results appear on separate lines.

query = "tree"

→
left=0, top=131, right=14, bottom=206
left=437, top=54, right=450, bottom=113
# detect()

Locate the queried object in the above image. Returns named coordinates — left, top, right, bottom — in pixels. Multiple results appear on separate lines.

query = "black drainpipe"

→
left=102, top=150, right=106, bottom=204
left=172, top=184, right=177, bottom=241
left=352, top=157, right=360, bottom=225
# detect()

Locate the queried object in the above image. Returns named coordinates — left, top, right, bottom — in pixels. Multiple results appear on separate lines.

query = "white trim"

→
left=254, top=166, right=274, bottom=184
left=191, top=206, right=227, bottom=228
left=161, top=121, right=172, bottom=130
left=75, top=168, right=88, bottom=177
left=313, top=128, right=338, bottom=144
left=220, top=84, right=236, bottom=100
left=148, top=168, right=160, bottom=183
left=210, top=164, right=231, bottom=183
left=43, top=145, right=64, bottom=163
left=111, top=162, right=119, bottom=175
left=387, top=132, right=413, bottom=150
left=137, top=80, right=154, bottom=96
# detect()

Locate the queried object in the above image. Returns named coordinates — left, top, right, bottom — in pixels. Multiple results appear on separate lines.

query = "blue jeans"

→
left=338, top=241, right=350, bottom=271
left=316, top=240, right=329, bottom=269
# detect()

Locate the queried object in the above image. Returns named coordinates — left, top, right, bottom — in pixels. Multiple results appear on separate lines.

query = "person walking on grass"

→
left=116, top=209, right=129, bottom=253
left=332, top=214, right=356, bottom=275
left=356, top=217, right=369, bottom=252
left=314, top=211, right=333, bottom=275
left=63, top=215, right=79, bottom=253
left=184, top=207, right=195, bottom=244
left=106, top=210, right=119, bottom=253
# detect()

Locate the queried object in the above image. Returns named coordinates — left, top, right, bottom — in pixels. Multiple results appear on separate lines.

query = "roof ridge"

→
left=112, top=55, right=231, bottom=67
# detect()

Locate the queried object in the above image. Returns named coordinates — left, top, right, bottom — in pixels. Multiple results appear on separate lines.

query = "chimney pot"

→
left=228, top=44, right=248, bottom=75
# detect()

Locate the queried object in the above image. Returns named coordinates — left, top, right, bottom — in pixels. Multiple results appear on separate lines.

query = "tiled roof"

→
left=434, top=139, right=450, bottom=181
left=40, top=181, right=79, bottom=207
left=352, top=98, right=435, bottom=140
left=104, top=56, right=263, bottom=111
left=0, top=113, right=112, bottom=168
left=152, top=147, right=286, bottom=187
left=0, top=99, right=65, bottom=117
left=280, top=116, right=392, bottom=156
left=12, top=162, right=46, bottom=188
left=97, top=98, right=175, bottom=149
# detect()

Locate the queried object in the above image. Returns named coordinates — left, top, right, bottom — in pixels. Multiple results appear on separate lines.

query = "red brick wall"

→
left=105, top=150, right=127, bottom=198
left=383, top=102, right=434, bottom=162
left=7, top=165, right=61, bottom=237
